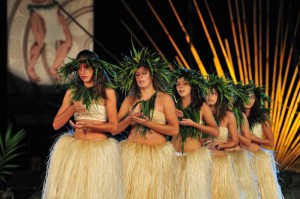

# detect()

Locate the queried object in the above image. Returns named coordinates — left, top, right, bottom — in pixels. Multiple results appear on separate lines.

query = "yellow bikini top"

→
left=252, top=124, right=262, bottom=138
left=214, top=127, right=228, bottom=142
left=74, top=104, right=107, bottom=122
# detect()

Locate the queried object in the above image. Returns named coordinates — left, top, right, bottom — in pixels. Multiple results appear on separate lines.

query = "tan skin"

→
left=27, top=0, right=72, bottom=82
left=237, top=113, right=252, bottom=147
left=206, top=88, right=239, bottom=151
left=115, top=66, right=179, bottom=145
left=171, top=77, right=218, bottom=153
left=52, top=62, right=118, bottom=140
left=244, top=93, right=274, bottom=151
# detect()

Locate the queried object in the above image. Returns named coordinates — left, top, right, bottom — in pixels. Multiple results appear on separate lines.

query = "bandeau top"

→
left=151, top=110, right=166, bottom=124
left=251, top=124, right=262, bottom=138
left=214, top=127, right=228, bottom=142
left=74, top=104, right=107, bottom=122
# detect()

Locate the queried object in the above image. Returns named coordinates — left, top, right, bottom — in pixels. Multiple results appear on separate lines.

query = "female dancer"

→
left=42, top=50, right=124, bottom=199
left=243, top=81, right=283, bottom=199
left=171, top=67, right=218, bottom=199
left=205, top=74, right=241, bottom=199
left=114, top=46, right=179, bottom=199
left=229, top=81, right=260, bottom=199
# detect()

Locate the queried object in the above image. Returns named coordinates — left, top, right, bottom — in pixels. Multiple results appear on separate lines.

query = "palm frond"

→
left=0, top=125, right=27, bottom=185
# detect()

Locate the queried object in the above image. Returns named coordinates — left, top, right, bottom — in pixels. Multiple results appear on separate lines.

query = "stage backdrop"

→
left=7, top=0, right=94, bottom=89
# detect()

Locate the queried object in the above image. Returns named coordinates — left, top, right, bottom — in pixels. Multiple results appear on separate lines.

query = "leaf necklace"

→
left=176, top=100, right=200, bottom=153
left=131, top=91, right=157, bottom=137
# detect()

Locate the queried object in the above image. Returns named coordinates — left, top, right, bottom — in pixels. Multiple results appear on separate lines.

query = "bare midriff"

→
left=172, top=136, right=201, bottom=153
left=128, top=126, right=167, bottom=145
left=73, top=120, right=108, bottom=140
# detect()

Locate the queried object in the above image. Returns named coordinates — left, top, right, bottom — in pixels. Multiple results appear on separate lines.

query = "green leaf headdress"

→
left=232, top=81, right=252, bottom=130
left=171, top=66, right=208, bottom=101
left=242, top=80, right=271, bottom=130
left=204, top=73, right=237, bottom=124
left=116, top=45, right=173, bottom=97
left=171, top=66, right=209, bottom=152
left=56, top=53, right=119, bottom=110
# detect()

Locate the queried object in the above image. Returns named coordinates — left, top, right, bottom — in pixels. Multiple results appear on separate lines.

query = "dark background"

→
left=0, top=0, right=299, bottom=198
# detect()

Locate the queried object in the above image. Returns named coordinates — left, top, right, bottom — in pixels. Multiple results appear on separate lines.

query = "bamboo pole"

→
left=253, top=0, right=258, bottom=84
left=121, top=0, right=166, bottom=60
left=275, top=66, right=298, bottom=151
left=235, top=0, right=248, bottom=83
left=228, top=0, right=244, bottom=82
left=265, top=0, right=270, bottom=95
left=145, top=0, right=190, bottom=68
left=203, top=0, right=236, bottom=80
left=192, top=0, right=223, bottom=76
left=166, top=0, right=207, bottom=74
left=277, top=90, right=300, bottom=161
left=270, top=1, right=283, bottom=120
left=241, top=0, right=252, bottom=82
left=258, top=0, right=263, bottom=86
left=120, top=20, right=144, bottom=48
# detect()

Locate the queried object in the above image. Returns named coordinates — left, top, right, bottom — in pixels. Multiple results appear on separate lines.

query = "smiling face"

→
left=206, top=88, right=218, bottom=106
left=244, top=92, right=256, bottom=109
left=176, top=77, right=191, bottom=98
left=78, top=63, right=94, bottom=84
left=135, top=66, right=153, bottom=89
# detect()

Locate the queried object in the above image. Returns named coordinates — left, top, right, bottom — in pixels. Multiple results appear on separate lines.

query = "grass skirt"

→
left=175, top=147, right=212, bottom=199
left=212, top=152, right=241, bottom=199
left=120, top=141, right=176, bottom=199
left=250, top=149, right=283, bottom=199
left=229, top=150, right=260, bottom=199
left=42, top=135, right=124, bottom=199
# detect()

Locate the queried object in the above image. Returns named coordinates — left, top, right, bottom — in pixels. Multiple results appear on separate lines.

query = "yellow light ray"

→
left=277, top=92, right=300, bottom=162
left=203, top=0, right=236, bottom=81
left=274, top=67, right=299, bottom=150
left=258, top=0, right=263, bottom=86
left=241, top=0, right=253, bottom=81
left=165, top=0, right=203, bottom=71
left=225, top=39, right=235, bottom=75
left=193, top=0, right=224, bottom=76
left=228, top=0, right=244, bottom=82
left=120, top=0, right=168, bottom=61
left=253, top=0, right=259, bottom=84
left=166, top=0, right=206, bottom=74
left=270, top=1, right=284, bottom=119
left=280, top=143, right=300, bottom=170
left=235, top=0, right=249, bottom=83
left=265, top=0, right=270, bottom=95
left=273, top=22, right=290, bottom=136
left=146, top=0, right=190, bottom=69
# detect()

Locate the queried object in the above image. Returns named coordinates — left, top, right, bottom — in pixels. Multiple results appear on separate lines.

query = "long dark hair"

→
left=173, top=78, right=205, bottom=110
left=75, top=50, right=108, bottom=99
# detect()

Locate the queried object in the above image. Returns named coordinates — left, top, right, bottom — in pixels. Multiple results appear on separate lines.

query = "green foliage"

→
left=117, top=44, right=172, bottom=96
left=171, top=67, right=208, bottom=98
left=131, top=92, right=157, bottom=137
left=0, top=125, right=26, bottom=186
left=176, top=101, right=200, bottom=153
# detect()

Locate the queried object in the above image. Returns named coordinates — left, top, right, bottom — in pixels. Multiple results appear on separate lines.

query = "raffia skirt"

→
left=120, top=141, right=176, bottom=199
left=175, top=147, right=212, bottom=199
left=211, top=151, right=241, bottom=199
left=42, top=134, right=124, bottom=199
left=229, top=149, right=260, bottom=199
left=250, top=148, right=283, bottom=199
